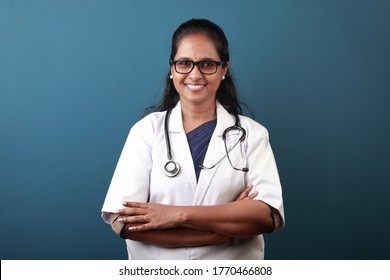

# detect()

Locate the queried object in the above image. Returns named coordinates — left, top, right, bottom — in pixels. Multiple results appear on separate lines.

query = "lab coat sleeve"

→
left=244, top=119, right=285, bottom=224
left=101, top=117, right=153, bottom=223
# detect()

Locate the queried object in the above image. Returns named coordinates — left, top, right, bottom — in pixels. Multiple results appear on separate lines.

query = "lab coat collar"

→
left=168, top=101, right=236, bottom=135
left=169, top=101, right=184, bottom=133
left=215, top=102, right=237, bottom=137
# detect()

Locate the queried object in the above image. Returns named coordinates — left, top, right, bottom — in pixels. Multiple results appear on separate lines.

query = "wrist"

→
left=177, top=206, right=190, bottom=226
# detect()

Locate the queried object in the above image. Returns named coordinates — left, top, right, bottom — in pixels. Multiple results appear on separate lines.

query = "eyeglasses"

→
left=170, top=59, right=225, bottom=75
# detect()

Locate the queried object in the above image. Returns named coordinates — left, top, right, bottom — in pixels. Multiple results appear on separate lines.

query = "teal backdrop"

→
left=1, top=0, right=389, bottom=259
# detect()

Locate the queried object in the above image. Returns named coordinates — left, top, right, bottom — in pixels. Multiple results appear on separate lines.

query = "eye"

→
left=200, top=61, right=217, bottom=68
left=176, top=60, right=192, bottom=66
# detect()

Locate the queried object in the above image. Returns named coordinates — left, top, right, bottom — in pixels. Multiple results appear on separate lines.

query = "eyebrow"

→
left=175, top=57, right=220, bottom=61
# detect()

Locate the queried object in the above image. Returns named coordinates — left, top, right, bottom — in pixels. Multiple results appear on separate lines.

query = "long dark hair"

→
left=145, top=19, right=242, bottom=119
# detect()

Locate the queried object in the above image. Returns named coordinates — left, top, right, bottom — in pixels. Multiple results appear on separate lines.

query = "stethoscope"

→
left=164, top=109, right=249, bottom=177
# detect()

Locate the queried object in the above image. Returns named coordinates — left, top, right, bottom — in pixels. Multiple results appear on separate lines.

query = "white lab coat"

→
left=102, top=101, right=284, bottom=259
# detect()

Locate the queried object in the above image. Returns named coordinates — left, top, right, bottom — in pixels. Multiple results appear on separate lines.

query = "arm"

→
left=112, top=185, right=258, bottom=247
left=122, top=224, right=230, bottom=248
left=110, top=213, right=230, bottom=248
left=116, top=185, right=273, bottom=238
left=118, top=199, right=272, bottom=237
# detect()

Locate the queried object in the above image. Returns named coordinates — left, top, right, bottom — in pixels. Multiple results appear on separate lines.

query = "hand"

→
left=235, top=184, right=258, bottom=201
left=116, top=202, right=184, bottom=232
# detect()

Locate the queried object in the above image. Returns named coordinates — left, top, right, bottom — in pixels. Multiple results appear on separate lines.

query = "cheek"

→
left=172, top=72, right=183, bottom=82
left=172, top=76, right=184, bottom=88
left=209, top=78, right=222, bottom=89
left=172, top=78, right=186, bottom=95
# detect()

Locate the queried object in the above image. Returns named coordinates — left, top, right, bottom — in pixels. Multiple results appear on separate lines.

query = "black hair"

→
left=145, top=19, right=242, bottom=120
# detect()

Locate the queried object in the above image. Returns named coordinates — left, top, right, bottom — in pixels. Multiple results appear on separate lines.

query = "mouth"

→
left=185, top=83, right=207, bottom=92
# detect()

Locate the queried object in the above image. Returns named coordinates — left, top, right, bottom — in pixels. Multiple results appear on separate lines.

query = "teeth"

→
left=187, top=84, right=205, bottom=90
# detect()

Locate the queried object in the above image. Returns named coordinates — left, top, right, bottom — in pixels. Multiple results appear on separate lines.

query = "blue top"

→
left=186, top=119, right=217, bottom=181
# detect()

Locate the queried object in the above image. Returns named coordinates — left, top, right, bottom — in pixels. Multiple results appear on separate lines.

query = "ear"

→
left=223, top=61, right=230, bottom=77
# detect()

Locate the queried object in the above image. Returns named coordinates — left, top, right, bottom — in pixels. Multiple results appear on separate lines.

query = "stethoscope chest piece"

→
left=164, top=160, right=181, bottom=177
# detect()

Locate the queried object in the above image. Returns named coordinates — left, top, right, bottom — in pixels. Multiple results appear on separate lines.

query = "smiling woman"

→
left=101, top=19, right=284, bottom=260
left=170, top=33, right=229, bottom=131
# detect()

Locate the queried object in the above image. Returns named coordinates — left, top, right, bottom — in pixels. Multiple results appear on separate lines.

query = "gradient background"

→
left=1, top=0, right=389, bottom=259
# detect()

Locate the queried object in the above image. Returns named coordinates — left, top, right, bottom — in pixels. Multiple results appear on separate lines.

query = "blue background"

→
left=1, top=0, right=389, bottom=259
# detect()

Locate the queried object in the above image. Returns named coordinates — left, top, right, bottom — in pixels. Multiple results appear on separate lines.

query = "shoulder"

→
left=238, top=115, right=269, bottom=140
left=125, top=112, right=166, bottom=146
left=131, top=111, right=165, bottom=133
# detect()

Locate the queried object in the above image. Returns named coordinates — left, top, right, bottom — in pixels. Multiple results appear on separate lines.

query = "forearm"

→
left=117, top=186, right=276, bottom=238
left=182, top=200, right=273, bottom=237
left=119, top=200, right=274, bottom=237
left=110, top=213, right=229, bottom=248
left=122, top=225, right=229, bottom=248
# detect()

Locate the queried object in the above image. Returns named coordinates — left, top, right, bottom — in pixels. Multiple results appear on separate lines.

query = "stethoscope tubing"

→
left=163, top=109, right=249, bottom=177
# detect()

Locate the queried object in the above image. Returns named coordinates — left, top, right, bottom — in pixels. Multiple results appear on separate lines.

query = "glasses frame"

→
left=170, top=59, right=225, bottom=75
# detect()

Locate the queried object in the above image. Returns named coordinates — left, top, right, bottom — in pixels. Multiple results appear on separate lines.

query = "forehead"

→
left=175, top=34, right=220, bottom=60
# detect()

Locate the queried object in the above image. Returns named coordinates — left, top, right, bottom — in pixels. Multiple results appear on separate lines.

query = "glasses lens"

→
left=199, top=61, right=218, bottom=74
left=173, top=60, right=221, bottom=74
left=175, top=60, right=193, bottom=74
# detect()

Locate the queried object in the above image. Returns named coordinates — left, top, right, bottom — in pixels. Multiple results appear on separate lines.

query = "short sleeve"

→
left=243, top=118, right=285, bottom=225
left=101, top=117, right=154, bottom=223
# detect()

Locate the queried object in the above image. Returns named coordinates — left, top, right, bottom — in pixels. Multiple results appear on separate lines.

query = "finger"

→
left=237, top=186, right=251, bottom=200
left=128, top=222, right=152, bottom=232
left=244, top=191, right=258, bottom=200
left=118, top=215, right=148, bottom=224
left=237, top=185, right=253, bottom=200
left=122, top=201, right=146, bottom=208
left=115, top=207, right=147, bottom=215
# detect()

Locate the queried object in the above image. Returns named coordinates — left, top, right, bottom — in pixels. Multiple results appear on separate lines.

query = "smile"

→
left=185, top=84, right=206, bottom=91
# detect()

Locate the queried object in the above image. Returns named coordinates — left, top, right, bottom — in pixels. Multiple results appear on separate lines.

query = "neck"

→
left=180, top=101, right=217, bottom=133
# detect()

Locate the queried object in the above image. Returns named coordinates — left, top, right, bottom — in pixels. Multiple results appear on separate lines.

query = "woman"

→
left=102, top=19, right=284, bottom=259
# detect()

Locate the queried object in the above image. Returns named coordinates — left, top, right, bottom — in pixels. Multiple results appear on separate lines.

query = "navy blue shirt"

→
left=186, top=119, right=217, bottom=181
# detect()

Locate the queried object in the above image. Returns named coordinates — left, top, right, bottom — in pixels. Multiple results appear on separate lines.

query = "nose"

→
left=188, top=63, right=203, bottom=80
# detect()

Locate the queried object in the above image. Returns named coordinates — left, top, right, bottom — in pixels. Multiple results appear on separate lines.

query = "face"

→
left=171, top=34, right=229, bottom=109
